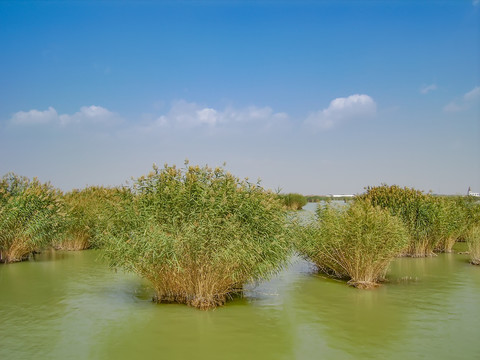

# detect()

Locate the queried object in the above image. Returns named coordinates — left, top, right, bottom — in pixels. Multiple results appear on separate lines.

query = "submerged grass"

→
left=99, top=162, right=291, bottom=309
left=296, top=199, right=409, bottom=289
left=0, top=173, right=61, bottom=263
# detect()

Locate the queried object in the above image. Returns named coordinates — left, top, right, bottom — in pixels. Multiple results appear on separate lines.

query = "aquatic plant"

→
left=296, top=199, right=409, bottom=289
left=0, top=173, right=61, bottom=263
left=99, top=162, right=291, bottom=310
left=359, top=185, right=445, bottom=257
left=54, top=186, right=121, bottom=250
left=279, top=193, right=307, bottom=210
left=467, top=225, right=480, bottom=265
left=434, top=197, right=468, bottom=253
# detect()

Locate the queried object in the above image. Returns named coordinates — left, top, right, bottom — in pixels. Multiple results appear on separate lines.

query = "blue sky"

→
left=0, top=0, right=479, bottom=195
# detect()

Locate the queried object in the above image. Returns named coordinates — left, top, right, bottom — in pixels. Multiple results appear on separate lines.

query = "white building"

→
left=468, top=187, right=480, bottom=197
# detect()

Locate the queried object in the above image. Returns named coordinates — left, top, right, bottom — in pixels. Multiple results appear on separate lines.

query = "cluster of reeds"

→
left=295, top=199, right=409, bottom=289
left=279, top=193, right=307, bottom=210
left=434, top=197, right=469, bottom=253
left=466, top=225, right=480, bottom=265
left=0, top=173, right=62, bottom=263
left=359, top=185, right=447, bottom=257
left=99, top=162, right=291, bottom=309
left=53, top=186, right=119, bottom=250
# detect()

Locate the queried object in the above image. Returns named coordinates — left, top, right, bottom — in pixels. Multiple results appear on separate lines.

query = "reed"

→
left=279, top=193, right=307, bottom=210
left=359, top=185, right=444, bottom=257
left=54, top=186, right=120, bottom=250
left=296, top=199, right=408, bottom=289
left=0, top=173, right=61, bottom=263
left=99, top=162, right=291, bottom=309
left=467, top=225, right=480, bottom=265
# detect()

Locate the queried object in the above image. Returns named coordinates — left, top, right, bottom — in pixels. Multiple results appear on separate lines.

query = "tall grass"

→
left=279, top=193, right=307, bottom=210
left=359, top=185, right=445, bottom=257
left=54, top=186, right=120, bottom=250
left=434, top=197, right=468, bottom=253
left=296, top=199, right=409, bottom=289
left=99, top=162, right=291, bottom=309
left=0, top=173, right=61, bottom=263
left=467, top=225, right=480, bottom=265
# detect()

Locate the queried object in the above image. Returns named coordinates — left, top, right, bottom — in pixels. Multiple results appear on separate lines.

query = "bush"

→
left=0, top=173, right=61, bottom=263
left=296, top=199, right=409, bottom=289
left=279, top=193, right=307, bottom=210
left=54, top=186, right=120, bottom=250
left=99, top=162, right=291, bottom=309
left=359, top=185, right=445, bottom=257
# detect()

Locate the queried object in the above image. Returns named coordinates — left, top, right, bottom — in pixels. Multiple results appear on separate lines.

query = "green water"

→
left=1, top=207, right=480, bottom=359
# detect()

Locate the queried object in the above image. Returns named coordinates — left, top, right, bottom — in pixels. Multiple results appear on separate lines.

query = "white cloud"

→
left=444, top=86, right=480, bottom=112
left=464, top=86, right=480, bottom=101
left=474, top=0, right=479, bottom=7
left=305, top=94, right=377, bottom=130
left=10, top=106, right=58, bottom=125
left=420, top=84, right=437, bottom=94
left=151, top=100, right=288, bottom=130
left=10, top=105, right=119, bottom=126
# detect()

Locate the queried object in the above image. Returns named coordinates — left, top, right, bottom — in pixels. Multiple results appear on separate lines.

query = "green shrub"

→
left=359, top=185, right=445, bottom=257
left=99, top=162, right=291, bottom=310
left=0, top=173, right=61, bottom=263
left=296, top=199, right=409, bottom=289
left=279, top=193, right=307, bottom=210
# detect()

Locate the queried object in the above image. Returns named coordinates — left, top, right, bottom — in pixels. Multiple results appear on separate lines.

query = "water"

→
left=1, top=244, right=479, bottom=359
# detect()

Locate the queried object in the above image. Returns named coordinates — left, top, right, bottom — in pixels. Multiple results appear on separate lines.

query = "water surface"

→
left=1, top=242, right=479, bottom=359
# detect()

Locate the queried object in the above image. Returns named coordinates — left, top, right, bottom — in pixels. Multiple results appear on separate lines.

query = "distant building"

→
left=468, top=187, right=480, bottom=197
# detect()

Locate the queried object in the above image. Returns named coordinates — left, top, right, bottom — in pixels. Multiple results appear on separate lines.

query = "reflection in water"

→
left=0, top=247, right=479, bottom=360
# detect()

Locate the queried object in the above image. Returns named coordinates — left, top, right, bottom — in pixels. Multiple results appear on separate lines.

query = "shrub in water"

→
left=0, top=173, right=61, bottom=263
left=100, top=162, right=291, bottom=309
left=359, top=185, right=444, bottom=257
left=296, top=199, right=409, bottom=289
left=434, top=197, right=468, bottom=253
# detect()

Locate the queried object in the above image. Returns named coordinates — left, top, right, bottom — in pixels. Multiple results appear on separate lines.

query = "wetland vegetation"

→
left=1, top=167, right=479, bottom=308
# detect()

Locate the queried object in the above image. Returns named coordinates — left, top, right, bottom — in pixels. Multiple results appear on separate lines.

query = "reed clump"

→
left=296, top=199, right=409, bottom=289
left=466, top=225, right=480, bottom=265
left=359, top=185, right=445, bottom=257
left=99, top=162, right=291, bottom=310
left=0, top=173, right=61, bottom=263
left=54, top=186, right=119, bottom=250
left=279, top=193, right=307, bottom=210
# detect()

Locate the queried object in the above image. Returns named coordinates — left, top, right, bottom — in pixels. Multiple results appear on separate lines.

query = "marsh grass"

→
left=467, top=226, right=480, bottom=265
left=100, top=162, right=291, bottom=309
left=359, top=185, right=446, bottom=257
left=0, top=173, right=61, bottom=263
left=296, top=200, right=409, bottom=289
left=279, top=193, right=307, bottom=210
left=54, top=187, right=119, bottom=250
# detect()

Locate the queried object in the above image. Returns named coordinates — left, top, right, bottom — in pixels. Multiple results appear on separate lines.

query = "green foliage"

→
left=434, top=197, right=469, bottom=252
left=279, top=193, right=307, bottom=210
left=99, top=162, right=291, bottom=309
left=359, top=185, right=446, bottom=257
left=466, top=225, right=480, bottom=265
left=54, top=186, right=121, bottom=250
left=0, top=173, right=62, bottom=263
left=296, top=199, right=409, bottom=288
